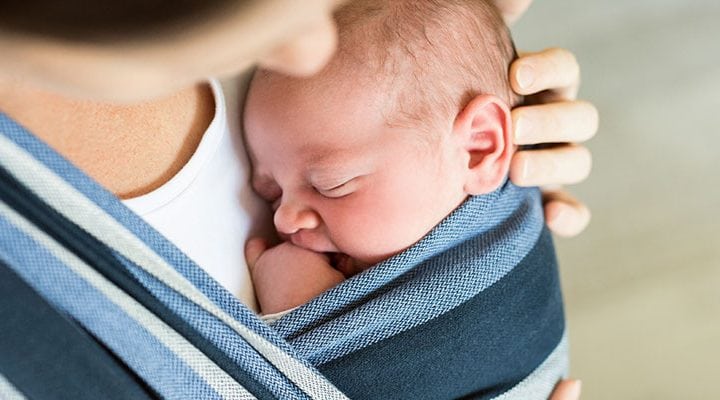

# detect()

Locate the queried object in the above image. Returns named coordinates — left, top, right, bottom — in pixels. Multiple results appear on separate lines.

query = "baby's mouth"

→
left=328, top=252, right=366, bottom=278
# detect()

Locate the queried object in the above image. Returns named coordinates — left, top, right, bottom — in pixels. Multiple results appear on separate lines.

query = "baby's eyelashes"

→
left=313, top=178, right=359, bottom=199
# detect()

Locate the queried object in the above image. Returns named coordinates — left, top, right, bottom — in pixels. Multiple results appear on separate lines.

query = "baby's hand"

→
left=245, top=238, right=346, bottom=315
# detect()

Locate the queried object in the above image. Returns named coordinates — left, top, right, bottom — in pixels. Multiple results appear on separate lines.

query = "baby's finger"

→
left=510, top=144, right=592, bottom=187
left=510, top=48, right=580, bottom=99
left=543, top=190, right=591, bottom=238
left=245, top=238, right=269, bottom=271
left=513, top=100, right=599, bottom=145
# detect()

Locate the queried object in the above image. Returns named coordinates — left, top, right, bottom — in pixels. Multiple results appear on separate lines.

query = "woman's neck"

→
left=0, top=80, right=215, bottom=198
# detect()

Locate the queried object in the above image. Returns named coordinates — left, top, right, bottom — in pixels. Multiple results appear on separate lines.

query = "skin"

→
left=493, top=0, right=534, bottom=24
left=0, top=0, right=346, bottom=102
left=0, top=0, right=587, bottom=397
left=0, top=79, right=215, bottom=198
left=551, top=380, right=583, bottom=400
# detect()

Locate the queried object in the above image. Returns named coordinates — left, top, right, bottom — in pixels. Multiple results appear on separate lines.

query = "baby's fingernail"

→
left=516, top=64, right=536, bottom=90
left=514, top=116, right=532, bottom=143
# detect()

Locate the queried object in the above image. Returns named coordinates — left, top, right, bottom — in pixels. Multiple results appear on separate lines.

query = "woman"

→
left=0, top=0, right=593, bottom=398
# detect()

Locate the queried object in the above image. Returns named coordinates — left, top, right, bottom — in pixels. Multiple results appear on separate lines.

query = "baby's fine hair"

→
left=334, top=0, right=521, bottom=130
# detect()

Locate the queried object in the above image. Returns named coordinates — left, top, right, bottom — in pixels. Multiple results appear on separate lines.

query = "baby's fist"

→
left=245, top=239, right=345, bottom=314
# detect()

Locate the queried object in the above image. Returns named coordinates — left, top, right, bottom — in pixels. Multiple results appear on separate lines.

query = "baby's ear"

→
left=453, top=94, right=513, bottom=195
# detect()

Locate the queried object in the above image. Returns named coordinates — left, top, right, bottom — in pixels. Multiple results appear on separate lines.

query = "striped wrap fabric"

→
left=0, top=112, right=567, bottom=399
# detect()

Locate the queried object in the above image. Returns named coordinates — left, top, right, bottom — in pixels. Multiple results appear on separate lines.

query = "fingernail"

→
left=521, top=156, right=534, bottom=182
left=570, top=380, right=583, bottom=397
left=516, top=64, right=536, bottom=90
left=549, top=206, right=568, bottom=225
left=514, top=115, right=532, bottom=143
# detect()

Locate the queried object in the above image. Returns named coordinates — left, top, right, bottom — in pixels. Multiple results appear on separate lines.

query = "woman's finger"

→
left=510, top=144, right=592, bottom=187
left=491, top=0, right=534, bottom=25
left=549, top=379, right=583, bottom=400
left=542, top=190, right=591, bottom=238
left=513, top=100, right=599, bottom=145
left=510, top=48, right=580, bottom=99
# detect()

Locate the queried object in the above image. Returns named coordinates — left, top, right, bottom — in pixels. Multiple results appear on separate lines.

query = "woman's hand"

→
left=491, top=0, right=598, bottom=238
left=492, top=0, right=534, bottom=25
left=487, top=5, right=588, bottom=399
left=549, top=379, right=582, bottom=400
left=508, top=48, right=597, bottom=238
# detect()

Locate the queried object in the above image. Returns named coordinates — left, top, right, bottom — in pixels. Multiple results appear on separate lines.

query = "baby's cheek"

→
left=330, top=194, right=419, bottom=263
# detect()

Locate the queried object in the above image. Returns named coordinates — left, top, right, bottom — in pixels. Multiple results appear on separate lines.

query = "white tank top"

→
left=123, top=78, right=272, bottom=312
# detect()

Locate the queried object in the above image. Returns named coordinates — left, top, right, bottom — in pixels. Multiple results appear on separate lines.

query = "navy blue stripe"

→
left=318, top=228, right=565, bottom=400
left=0, top=260, right=158, bottom=400
left=0, top=165, right=278, bottom=400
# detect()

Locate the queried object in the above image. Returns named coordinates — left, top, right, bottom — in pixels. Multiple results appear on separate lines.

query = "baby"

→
left=244, top=0, right=522, bottom=315
left=243, top=3, right=568, bottom=396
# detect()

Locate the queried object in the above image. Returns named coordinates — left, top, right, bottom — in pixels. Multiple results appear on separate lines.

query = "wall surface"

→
left=512, top=1, right=720, bottom=398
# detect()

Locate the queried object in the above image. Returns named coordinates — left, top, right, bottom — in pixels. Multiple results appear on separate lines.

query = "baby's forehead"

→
left=252, top=62, right=395, bottom=124
left=255, top=52, right=385, bottom=94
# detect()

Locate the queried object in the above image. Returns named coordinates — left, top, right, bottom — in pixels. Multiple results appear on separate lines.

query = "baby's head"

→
left=244, top=0, right=520, bottom=265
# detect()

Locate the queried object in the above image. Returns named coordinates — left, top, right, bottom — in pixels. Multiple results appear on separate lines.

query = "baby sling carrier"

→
left=0, top=112, right=567, bottom=399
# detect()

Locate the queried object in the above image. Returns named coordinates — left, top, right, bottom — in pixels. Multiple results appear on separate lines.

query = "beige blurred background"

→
left=512, top=0, right=720, bottom=398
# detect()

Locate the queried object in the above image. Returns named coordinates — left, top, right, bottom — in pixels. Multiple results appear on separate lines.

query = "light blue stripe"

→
left=0, top=213, right=224, bottom=400
left=0, top=374, right=26, bottom=400
left=494, top=332, right=569, bottom=400
left=116, top=255, right=304, bottom=399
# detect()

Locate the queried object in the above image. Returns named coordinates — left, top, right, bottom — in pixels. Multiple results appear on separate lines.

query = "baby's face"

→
left=244, top=71, right=468, bottom=264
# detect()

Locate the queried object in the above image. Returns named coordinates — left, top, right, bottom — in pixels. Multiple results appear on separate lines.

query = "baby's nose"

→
left=273, top=201, right=321, bottom=235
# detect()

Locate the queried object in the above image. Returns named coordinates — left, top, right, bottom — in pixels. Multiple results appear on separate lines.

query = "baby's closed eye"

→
left=313, top=176, right=363, bottom=199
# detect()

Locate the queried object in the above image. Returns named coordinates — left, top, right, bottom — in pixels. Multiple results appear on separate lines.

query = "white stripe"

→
left=0, top=128, right=346, bottom=399
left=0, top=202, right=255, bottom=400
left=0, top=374, right=26, bottom=400
left=494, top=333, right=569, bottom=400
